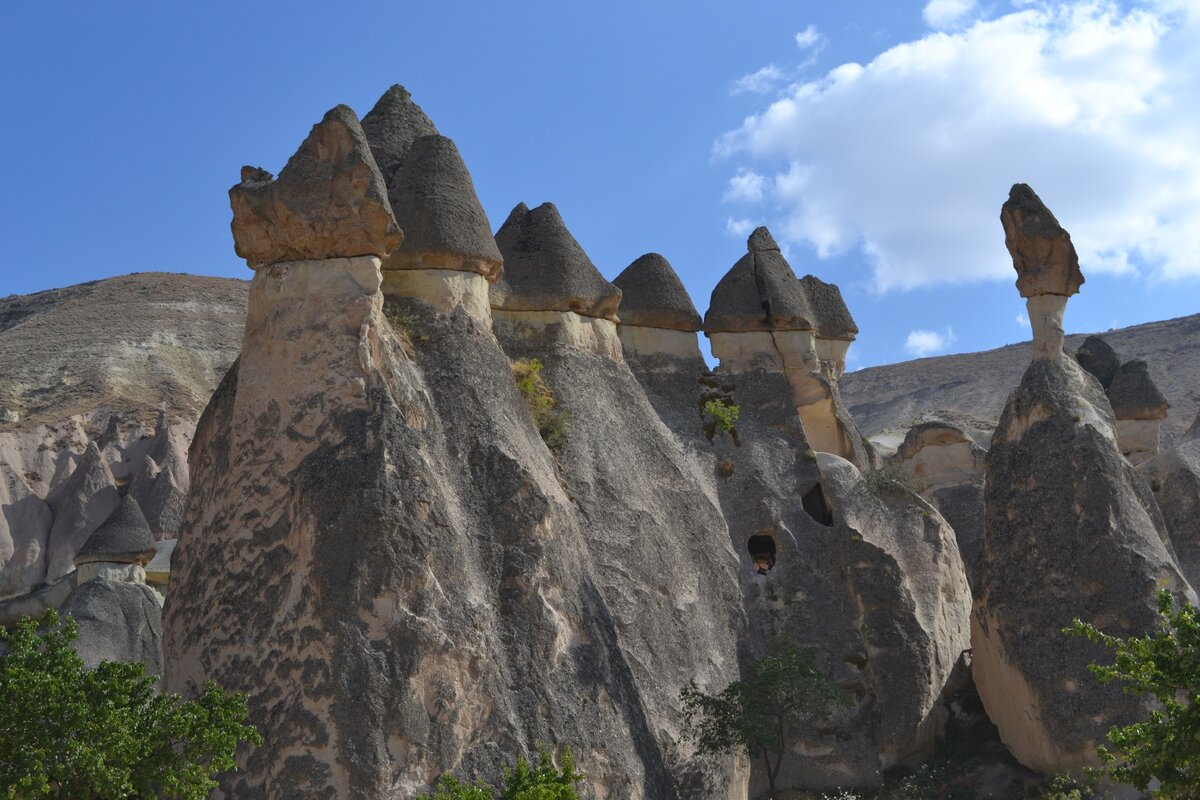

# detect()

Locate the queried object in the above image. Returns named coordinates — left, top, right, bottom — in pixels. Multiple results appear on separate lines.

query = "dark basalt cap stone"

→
left=703, top=226, right=815, bottom=334
left=229, top=104, right=403, bottom=268
left=491, top=202, right=622, bottom=320
left=384, top=134, right=502, bottom=278
left=799, top=275, right=858, bottom=340
left=1075, top=335, right=1121, bottom=390
left=361, top=84, right=439, bottom=182
left=1000, top=183, right=1084, bottom=298
left=75, top=494, right=157, bottom=566
left=1108, top=360, right=1169, bottom=420
left=612, top=253, right=701, bottom=332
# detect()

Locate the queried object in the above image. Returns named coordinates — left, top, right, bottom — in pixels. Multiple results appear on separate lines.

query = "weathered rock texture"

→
left=1109, top=359, right=1170, bottom=464
left=75, top=493, right=157, bottom=567
left=1142, top=417, right=1200, bottom=590
left=612, top=253, right=703, bottom=361
left=361, top=84, right=440, bottom=184
left=229, top=106, right=402, bottom=268
left=972, top=190, right=1191, bottom=775
left=0, top=273, right=244, bottom=598
left=1074, top=335, right=1120, bottom=391
left=1000, top=184, right=1084, bottom=299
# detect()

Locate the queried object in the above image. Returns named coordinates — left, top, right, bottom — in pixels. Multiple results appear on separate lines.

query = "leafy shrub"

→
left=1065, top=589, right=1200, bottom=797
left=0, top=610, right=262, bottom=800
left=384, top=302, right=418, bottom=350
left=703, top=399, right=740, bottom=435
left=512, top=358, right=570, bottom=450
left=417, top=747, right=584, bottom=800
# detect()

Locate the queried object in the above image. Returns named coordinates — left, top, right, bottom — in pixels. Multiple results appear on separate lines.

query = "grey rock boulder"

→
left=1073, top=335, right=1120, bottom=391
left=61, top=578, right=163, bottom=675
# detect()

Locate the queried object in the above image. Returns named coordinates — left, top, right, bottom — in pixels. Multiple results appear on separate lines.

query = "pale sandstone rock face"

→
left=1000, top=184, right=1084, bottom=299
left=491, top=202, right=622, bottom=320
left=381, top=268, right=492, bottom=326
left=43, top=443, right=119, bottom=582
left=229, top=105, right=402, bottom=268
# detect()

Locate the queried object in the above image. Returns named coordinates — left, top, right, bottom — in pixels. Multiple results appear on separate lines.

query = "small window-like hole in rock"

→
left=747, top=534, right=777, bottom=575
left=802, top=482, right=834, bottom=527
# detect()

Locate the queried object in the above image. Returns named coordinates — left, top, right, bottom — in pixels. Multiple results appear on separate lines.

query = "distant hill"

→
left=841, top=313, right=1200, bottom=445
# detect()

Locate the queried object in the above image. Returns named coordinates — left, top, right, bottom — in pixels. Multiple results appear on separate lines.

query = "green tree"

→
left=680, top=639, right=848, bottom=799
left=1065, top=588, right=1200, bottom=798
left=0, top=610, right=262, bottom=799
left=417, top=747, right=584, bottom=800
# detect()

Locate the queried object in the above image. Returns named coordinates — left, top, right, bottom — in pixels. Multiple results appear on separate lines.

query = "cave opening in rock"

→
left=802, top=483, right=833, bottom=526
left=747, top=534, right=777, bottom=575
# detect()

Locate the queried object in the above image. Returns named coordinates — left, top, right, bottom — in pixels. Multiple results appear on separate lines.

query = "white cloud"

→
left=1016, top=312, right=1031, bottom=328
left=717, top=1, right=1200, bottom=292
left=724, top=169, right=768, bottom=203
left=725, top=217, right=756, bottom=237
left=732, top=64, right=784, bottom=95
left=795, top=25, right=824, bottom=49
left=924, top=0, right=978, bottom=29
left=904, top=327, right=957, bottom=358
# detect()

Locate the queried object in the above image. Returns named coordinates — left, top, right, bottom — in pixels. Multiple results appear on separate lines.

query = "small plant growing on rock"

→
left=384, top=302, right=418, bottom=351
left=862, top=462, right=928, bottom=496
left=512, top=358, right=570, bottom=450
left=417, top=746, right=584, bottom=799
left=704, top=399, right=740, bottom=436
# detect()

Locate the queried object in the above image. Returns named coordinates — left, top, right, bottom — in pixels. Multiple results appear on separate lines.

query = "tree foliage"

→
left=680, top=639, right=847, bottom=799
left=512, top=358, right=570, bottom=449
left=0, top=610, right=262, bottom=800
left=417, top=747, right=585, bottom=800
left=1066, top=588, right=1200, bottom=798
left=703, top=399, right=740, bottom=435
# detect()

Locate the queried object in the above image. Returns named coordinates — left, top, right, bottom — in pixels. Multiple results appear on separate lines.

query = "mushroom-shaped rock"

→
left=612, top=253, right=701, bottom=331
left=383, top=134, right=502, bottom=278
left=74, top=494, right=157, bottom=567
left=1001, top=184, right=1084, bottom=298
left=229, top=105, right=403, bottom=269
left=703, top=227, right=814, bottom=333
left=491, top=202, right=621, bottom=320
left=1074, top=335, right=1121, bottom=391
left=360, top=84, right=439, bottom=181
left=1109, top=360, right=1169, bottom=421
left=799, top=275, right=858, bottom=341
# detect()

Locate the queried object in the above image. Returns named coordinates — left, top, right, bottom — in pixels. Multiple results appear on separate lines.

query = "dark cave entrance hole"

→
left=748, top=534, right=777, bottom=575
left=803, top=482, right=833, bottom=527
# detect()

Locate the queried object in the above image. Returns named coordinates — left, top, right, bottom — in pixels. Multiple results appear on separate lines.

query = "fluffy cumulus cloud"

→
left=725, top=169, right=768, bottom=203
left=717, top=1, right=1200, bottom=292
left=795, top=25, right=824, bottom=49
left=924, top=0, right=978, bottom=29
left=904, top=327, right=957, bottom=357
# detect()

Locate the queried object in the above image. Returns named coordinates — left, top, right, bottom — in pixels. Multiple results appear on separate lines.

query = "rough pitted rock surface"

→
left=229, top=105, right=402, bottom=268
left=972, top=353, right=1191, bottom=773
left=612, top=253, right=701, bottom=331
left=61, top=577, right=163, bottom=675
left=799, top=275, right=858, bottom=340
left=0, top=273, right=244, bottom=597
left=491, top=202, right=622, bottom=319
left=1142, top=421, right=1200, bottom=589
left=360, top=84, right=440, bottom=183
left=1109, top=359, right=1169, bottom=420
left=840, top=313, right=1200, bottom=446
left=1000, top=184, right=1084, bottom=298
left=703, top=227, right=814, bottom=333
left=1074, top=335, right=1120, bottom=391
left=75, top=494, right=156, bottom=565
left=383, top=134, right=502, bottom=276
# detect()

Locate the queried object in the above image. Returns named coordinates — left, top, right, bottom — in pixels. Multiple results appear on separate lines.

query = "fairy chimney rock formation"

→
left=704, top=227, right=867, bottom=465
left=612, top=253, right=702, bottom=360
left=1109, top=359, right=1169, bottom=464
left=972, top=186, right=1190, bottom=775
left=229, top=105, right=402, bottom=268
left=360, top=84, right=439, bottom=182
left=490, top=202, right=622, bottom=357
left=74, top=494, right=157, bottom=572
left=1074, top=335, right=1121, bottom=391
left=1001, top=184, right=1083, bottom=358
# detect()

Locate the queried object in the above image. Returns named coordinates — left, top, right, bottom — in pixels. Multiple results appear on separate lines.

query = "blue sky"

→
left=2, top=1, right=1197, bottom=370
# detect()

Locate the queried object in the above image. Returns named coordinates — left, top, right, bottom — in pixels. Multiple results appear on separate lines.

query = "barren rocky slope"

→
left=841, top=313, right=1200, bottom=444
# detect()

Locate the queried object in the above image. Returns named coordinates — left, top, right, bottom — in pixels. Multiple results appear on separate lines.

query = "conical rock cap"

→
left=75, top=494, right=156, bottom=566
left=704, top=226, right=814, bottom=333
left=491, top=202, right=621, bottom=320
left=1109, top=360, right=1169, bottom=420
left=613, top=253, right=701, bottom=331
left=361, top=84, right=439, bottom=182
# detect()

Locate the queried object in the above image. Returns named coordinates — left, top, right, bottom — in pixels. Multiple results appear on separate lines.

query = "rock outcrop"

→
left=612, top=253, right=703, bottom=362
left=972, top=184, right=1191, bottom=775
left=1109, top=359, right=1170, bottom=465
left=1074, top=335, right=1120, bottom=391
left=360, top=84, right=440, bottom=183
left=229, top=105, right=403, bottom=268
left=1142, top=414, right=1200, bottom=589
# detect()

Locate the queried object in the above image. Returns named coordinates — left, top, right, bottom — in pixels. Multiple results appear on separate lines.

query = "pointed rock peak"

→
left=1186, top=410, right=1200, bottom=441
left=799, top=274, right=857, bottom=340
left=704, top=238, right=814, bottom=334
left=384, top=134, right=502, bottom=278
left=361, top=84, right=439, bottom=179
left=1109, top=360, right=1169, bottom=421
left=491, top=202, right=621, bottom=319
left=75, top=494, right=156, bottom=566
left=613, top=253, right=701, bottom=332
left=1001, top=183, right=1083, bottom=298
left=748, top=226, right=780, bottom=253
left=229, top=103, right=402, bottom=269
left=1075, top=335, right=1120, bottom=390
